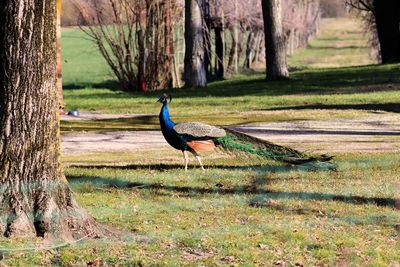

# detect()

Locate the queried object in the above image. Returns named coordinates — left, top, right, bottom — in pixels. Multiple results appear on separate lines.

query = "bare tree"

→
left=262, top=0, right=289, bottom=80
left=77, top=0, right=177, bottom=91
left=0, top=0, right=97, bottom=239
left=77, top=0, right=138, bottom=91
left=211, top=0, right=320, bottom=73
left=283, top=0, right=321, bottom=55
left=184, top=0, right=207, bottom=88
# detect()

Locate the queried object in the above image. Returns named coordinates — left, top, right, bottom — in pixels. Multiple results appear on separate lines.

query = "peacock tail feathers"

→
left=216, top=128, right=336, bottom=170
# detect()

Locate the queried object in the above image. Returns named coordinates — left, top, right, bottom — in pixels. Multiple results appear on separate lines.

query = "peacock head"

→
left=157, top=94, right=172, bottom=104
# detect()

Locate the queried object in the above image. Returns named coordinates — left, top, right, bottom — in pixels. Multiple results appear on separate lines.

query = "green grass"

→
left=61, top=63, right=400, bottom=132
left=288, top=18, right=375, bottom=68
left=62, top=28, right=113, bottom=87
left=1, top=152, right=399, bottom=265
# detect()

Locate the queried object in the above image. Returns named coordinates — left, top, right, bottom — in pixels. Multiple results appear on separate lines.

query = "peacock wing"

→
left=173, top=122, right=226, bottom=138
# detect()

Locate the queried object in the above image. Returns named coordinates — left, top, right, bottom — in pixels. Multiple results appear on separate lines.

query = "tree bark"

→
left=163, top=0, right=174, bottom=89
left=262, top=0, right=289, bottom=80
left=184, top=0, right=207, bottom=88
left=214, top=25, right=224, bottom=78
left=244, top=31, right=256, bottom=69
left=0, top=0, right=98, bottom=239
left=373, top=0, right=400, bottom=64
left=252, top=31, right=264, bottom=65
left=203, top=0, right=212, bottom=77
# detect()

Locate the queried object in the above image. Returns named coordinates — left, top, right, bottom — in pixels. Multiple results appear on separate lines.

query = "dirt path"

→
left=61, top=113, right=400, bottom=155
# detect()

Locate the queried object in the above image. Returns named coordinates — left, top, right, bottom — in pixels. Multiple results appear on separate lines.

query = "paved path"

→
left=61, top=114, right=400, bottom=155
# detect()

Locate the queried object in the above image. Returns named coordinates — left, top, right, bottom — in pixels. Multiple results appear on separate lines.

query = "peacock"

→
left=158, top=94, right=335, bottom=171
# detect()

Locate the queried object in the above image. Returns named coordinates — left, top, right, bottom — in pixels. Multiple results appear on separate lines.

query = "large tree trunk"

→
left=203, top=0, right=212, bottom=77
left=214, top=24, right=224, bottom=78
left=212, top=1, right=224, bottom=79
left=184, top=0, right=207, bottom=88
left=262, top=0, right=289, bottom=80
left=0, top=0, right=98, bottom=239
left=373, top=0, right=400, bottom=64
left=164, top=0, right=174, bottom=89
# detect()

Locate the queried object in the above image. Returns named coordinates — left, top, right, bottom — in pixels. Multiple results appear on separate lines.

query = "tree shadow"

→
left=60, top=115, right=160, bottom=132
left=63, top=80, right=122, bottom=91
left=67, top=172, right=396, bottom=208
left=62, top=64, right=400, bottom=98
left=231, top=127, right=400, bottom=136
left=264, top=103, right=400, bottom=113
left=307, top=45, right=369, bottom=50
left=66, top=164, right=296, bottom=172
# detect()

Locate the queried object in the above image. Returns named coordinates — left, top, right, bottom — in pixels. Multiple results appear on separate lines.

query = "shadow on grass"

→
left=316, top=37, right=365, bottom=41
left=63, top=64, right=400, bottom=98
left=66, top=163, right=289, bottom=172
left=232, top=127, right=400, bottom=136
left=66, top=163, right=335, bottom=172
left=307, top=45, right=369, bottom=50
left=67, top=172, right=396, bottom=208
left=60, top=115, right=160, bottom=132
left=265, top=103, right=400, bottom=113
left=63, top=80, right=122, bottom=91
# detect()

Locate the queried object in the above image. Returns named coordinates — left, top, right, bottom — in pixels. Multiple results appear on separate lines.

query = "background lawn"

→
left=61, top=18, right=400, bottom=132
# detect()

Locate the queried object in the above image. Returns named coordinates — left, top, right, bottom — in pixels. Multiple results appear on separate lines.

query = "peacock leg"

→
left=183, top=150, right=189, bottom=171
left=192, top=152, right=205, bottom=171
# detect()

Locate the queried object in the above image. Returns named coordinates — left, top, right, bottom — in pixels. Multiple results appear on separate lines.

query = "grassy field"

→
left=288, top=18, right=375, bottom=68
left=61, top=61, right=400, bottom=132
left=0, top=18, right=399, bottom=266
left=1, top=152, right=399, bottom=265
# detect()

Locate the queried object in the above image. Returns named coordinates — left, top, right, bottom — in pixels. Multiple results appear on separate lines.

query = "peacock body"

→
left=158, top=94, right=335, bottom=171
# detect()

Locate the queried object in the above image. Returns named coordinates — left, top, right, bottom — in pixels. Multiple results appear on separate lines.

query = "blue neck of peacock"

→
left=159, top=102, right=175, bottom=130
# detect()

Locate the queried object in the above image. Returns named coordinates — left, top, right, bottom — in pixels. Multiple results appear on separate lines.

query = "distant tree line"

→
left=60, top=0, right=399, bottom=91
left=320, top=0, right=348, bottom=18
left=65, top=0, right=322, bottom=91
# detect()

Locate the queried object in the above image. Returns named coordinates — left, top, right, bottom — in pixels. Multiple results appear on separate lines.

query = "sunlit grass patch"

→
left=65, top=152, right=397, bottom=265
